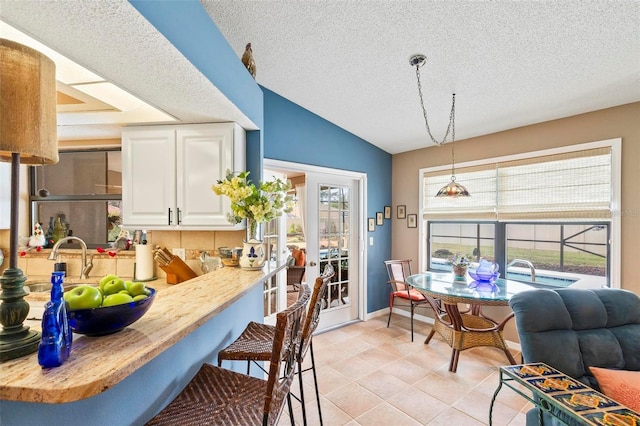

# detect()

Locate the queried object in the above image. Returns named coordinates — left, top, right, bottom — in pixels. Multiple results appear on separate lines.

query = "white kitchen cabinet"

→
left=122, top=123, right=245, bottom=229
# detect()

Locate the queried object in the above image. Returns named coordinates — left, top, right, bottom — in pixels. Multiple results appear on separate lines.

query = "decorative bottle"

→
left=52, top=217, right=66, bottom=244
left=37, top=271, right=72, bottom=368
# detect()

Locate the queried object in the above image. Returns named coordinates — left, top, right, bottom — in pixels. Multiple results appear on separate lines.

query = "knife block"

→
left=158, top=256, right=198, bottom=284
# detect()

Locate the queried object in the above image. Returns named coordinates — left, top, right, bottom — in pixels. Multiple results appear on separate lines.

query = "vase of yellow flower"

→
left=212, top=171, right=293, bottom=270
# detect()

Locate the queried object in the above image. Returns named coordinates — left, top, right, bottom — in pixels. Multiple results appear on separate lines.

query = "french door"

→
left=305, top=172, right=360, bottom=330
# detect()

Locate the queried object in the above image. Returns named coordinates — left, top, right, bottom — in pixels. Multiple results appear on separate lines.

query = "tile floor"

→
left=279, top=314, right=533, bottom=425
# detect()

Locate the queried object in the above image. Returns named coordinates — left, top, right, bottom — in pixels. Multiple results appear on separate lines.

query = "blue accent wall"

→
left=131, top=1, right=392, bottom=313
left=129, top=0, right=263, bottom=129
left=262, top=87, right=392, bottom=313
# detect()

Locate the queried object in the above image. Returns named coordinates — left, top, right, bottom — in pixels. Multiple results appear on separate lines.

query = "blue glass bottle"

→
left=37, top=271, right=73, bottom=368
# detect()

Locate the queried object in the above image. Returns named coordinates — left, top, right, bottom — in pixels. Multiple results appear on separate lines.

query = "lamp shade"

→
left=0, top=38, right=58, bottom=164
left=435, top=178, right=470, bottom=198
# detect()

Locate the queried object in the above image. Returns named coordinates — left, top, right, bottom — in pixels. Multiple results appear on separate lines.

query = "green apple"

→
left=64, top=285, right=103, bottom=310
left=99, top=274, right=119, bottom=291
left=119, top=289, right=130, bottom=295
left=132, top=294, right=148, bottom=302
left=125, top=281, right=147, bottom=297
left=102, top=293, right=134, bottom=307
left=103, top=278, right=126, bottom=295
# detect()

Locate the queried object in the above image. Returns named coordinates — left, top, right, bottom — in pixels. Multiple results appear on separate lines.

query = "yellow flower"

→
left=212, top=171, right=293, bottom=226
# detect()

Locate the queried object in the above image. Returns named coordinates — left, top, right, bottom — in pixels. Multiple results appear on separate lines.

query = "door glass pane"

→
left=263, top=275, right=277, bottom=316
left=319, top=184, right=351, bottom=310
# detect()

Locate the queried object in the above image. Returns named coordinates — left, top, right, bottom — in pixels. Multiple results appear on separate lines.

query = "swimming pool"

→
left=506, top=271, right=577, bottom=287
left=429, top=259, right=579, bottom=287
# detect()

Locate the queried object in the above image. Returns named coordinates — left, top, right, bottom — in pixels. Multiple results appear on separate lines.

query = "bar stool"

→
left=217, top=265, right=334, bottom=425
left=145, top=284, right=311, bottom=426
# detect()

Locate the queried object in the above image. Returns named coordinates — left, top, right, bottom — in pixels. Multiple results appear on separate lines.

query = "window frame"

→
left=29, top=147, right=122, bottom=249
left=427, top=220, right=610, bottom=288
left=418, top=138, right=622, bottom=288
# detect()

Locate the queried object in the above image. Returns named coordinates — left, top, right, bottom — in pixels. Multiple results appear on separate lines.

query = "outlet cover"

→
left=172, top=248, right=186, bottom=261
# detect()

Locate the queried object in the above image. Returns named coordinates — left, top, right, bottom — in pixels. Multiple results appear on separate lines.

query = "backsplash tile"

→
left=2, top=230, right=245, bottom=279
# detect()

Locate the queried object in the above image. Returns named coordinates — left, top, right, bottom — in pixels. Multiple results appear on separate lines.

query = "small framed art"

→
left=407, top=214, right=417, bottom=228
left=368, top=218, right=375, bottom=232
left=376, top=212, right=384, bottom=226
left=384, top=206, right=391, bottom=220
left=397, top=205, right=406, bottom=219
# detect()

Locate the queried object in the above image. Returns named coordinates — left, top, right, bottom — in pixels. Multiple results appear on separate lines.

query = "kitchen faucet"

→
left=48, top=236, right=94, bottom=279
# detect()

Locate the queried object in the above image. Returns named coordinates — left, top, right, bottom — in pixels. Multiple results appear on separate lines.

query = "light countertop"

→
left=0, top=265, right=282, bottom=403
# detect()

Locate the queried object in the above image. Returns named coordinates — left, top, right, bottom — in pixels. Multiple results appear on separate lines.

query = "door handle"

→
left=309, top=261, right=317, bottom=266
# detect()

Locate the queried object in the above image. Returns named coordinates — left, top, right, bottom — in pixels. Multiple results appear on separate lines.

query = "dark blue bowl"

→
left=67, top=288, right=156, bottom=336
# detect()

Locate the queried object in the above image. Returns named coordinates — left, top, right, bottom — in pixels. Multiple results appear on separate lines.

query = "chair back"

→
left=287, top=265, right=306, bottom=286
left=384, top=260, right=413, bottom=292
left=263, top=283, right=311, bottom=426
left=299, top=264, right=335, bottom=358
left=509, top=288, right=640, bottom=389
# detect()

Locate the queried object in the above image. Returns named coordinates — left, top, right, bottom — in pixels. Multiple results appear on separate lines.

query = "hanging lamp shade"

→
left=436, top=176, right=470, bottom=198
left=0, top=38, right=58, bottom=165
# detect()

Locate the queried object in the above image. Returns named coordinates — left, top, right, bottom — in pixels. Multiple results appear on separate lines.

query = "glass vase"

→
left=245, top=219, right=263, bottom=243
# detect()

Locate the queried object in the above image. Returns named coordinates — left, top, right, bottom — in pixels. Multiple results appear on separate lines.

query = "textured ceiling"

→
left=1, top=1, right=639, bottom=154
left=0, top=0, right=257, bottom=141
left=202, top=0, right=640, bottom=154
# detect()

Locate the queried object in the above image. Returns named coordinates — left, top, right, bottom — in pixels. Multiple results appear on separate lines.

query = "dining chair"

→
left=217, top=264, right=335, bottom=426
left=384, top=259, right=431, bottom=342
left=287, top=265, right=306, bottom=293
left=145, top=284, right=311, bottom=426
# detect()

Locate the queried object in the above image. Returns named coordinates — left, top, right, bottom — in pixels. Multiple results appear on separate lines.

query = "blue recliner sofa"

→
left=509, top=288, right=640, bottom=425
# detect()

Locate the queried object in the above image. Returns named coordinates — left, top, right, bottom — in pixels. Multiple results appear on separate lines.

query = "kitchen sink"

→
left=24, top=281, right=97, bottom=293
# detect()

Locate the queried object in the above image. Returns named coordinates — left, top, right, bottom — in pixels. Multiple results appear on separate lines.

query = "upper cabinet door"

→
left=177, top=124, right=234, bottom=226
left=122, top=127, right=176, bottom=227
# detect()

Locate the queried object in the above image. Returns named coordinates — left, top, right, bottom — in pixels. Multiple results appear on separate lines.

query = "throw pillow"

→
left=589, top=367, right=640, bottom=411
left=292, top=248, right=306, bottom=266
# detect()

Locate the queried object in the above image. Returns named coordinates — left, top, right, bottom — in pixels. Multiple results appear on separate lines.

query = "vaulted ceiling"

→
left=2, top=1, right=638, bottom=154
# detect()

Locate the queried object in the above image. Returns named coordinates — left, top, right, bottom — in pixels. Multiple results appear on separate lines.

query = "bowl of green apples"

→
left=64, top=274, right=156, bottom=336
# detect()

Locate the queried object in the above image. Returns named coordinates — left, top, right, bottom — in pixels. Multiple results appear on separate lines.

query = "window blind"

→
left=423, top=147, right=612, bottom=220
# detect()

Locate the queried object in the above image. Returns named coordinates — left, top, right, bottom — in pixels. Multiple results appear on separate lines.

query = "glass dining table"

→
left=406, top=272, right=535, bottom=372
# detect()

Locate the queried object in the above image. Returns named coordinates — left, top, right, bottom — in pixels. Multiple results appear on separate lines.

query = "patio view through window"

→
left=428, top=221, right=609, bottom=288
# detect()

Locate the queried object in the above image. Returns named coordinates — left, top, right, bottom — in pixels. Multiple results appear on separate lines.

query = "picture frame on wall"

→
left=376, top=212, right=384, bottom=226
left=384, top=206, right=391, bottom=219
left=397, top=205, right=406, bottom=219
left=368, top=218, right=375, bottom=232
left=407, top=214, right=417, bottom=228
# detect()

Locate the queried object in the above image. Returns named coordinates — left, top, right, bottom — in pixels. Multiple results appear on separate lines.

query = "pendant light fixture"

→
left=410, top=54, right=470, bottom=197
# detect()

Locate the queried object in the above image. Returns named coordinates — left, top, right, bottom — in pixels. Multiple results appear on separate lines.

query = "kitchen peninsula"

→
left=0, top=265, right=283, bottom=425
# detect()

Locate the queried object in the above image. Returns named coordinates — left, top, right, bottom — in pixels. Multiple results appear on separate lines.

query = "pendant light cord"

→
left=450, top=94, right=457, bottom=181
left=415, top=62, right=456, bottom=147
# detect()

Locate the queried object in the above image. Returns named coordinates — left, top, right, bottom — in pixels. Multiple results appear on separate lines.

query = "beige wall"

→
left=392, top=102, right=640, bottom=295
